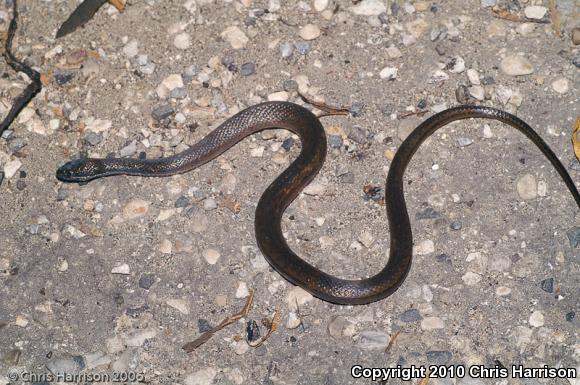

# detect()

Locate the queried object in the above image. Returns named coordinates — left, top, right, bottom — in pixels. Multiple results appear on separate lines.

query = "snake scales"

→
left=56, top=103, right=580, bottom=304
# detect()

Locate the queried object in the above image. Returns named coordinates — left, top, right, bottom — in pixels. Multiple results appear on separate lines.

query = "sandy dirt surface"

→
left=0, top=0, right=579, bottom=384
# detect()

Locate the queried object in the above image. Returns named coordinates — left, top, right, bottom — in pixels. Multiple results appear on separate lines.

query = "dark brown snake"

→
left=56, top=103, right=580, bottom=304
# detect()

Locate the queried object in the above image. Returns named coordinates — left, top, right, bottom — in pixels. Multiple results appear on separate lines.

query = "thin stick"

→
left=182, top=289, right=255, bottom=352
left=297, top=91, right=350, bottom=117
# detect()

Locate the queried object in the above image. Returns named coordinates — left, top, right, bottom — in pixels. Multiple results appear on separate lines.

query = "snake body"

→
left=56, top=103, right=580, bottom=304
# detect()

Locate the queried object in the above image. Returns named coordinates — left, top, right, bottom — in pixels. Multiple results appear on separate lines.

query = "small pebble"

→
left=4, top=159, right=22, bottom=179
left=566, top=226, right=580, bottom=248
left=159, top=239, right=172, bottom=254
left=119, top=140, right=137, bottom=157
left=379, top=67, right=398, bottom=80
left=528, top=311, right=544, bottom=327
left=450, top=221, right=462, bottom=230
left=139, top=273, right=155, bottom=289
left=198, top=319, right=212, bottom=333
left=54, top=72, right=74, bottom=85
left=573, top=28, right=580, bottom=45
left=421, top=317, right=444, bottom=330
left=314, top=0, right=329, bottom=12
left=457, top=137, right=474, bottom=147
left=151, top=104, right=175, bottom=120
left=462, top=271, right=482, bottom=285
left=400, top=309, right=422, bottom=322
left=467, top=69, right=480, bottom=85
left=46, top=356, right=85, bottom=376
left=203, top=249, right=221, bottom=265
left=328, top=135, right=343, bottom=148
left=427, top=351, right=452, bottom=365
left=501, top=55, right=534, bottom=76
left=203, top=198, right=217, bottom=210
left=415, top=207, right=440, bottom=220
left=414, top=239, right=434, bottom=255
left=357, top=331, right=390, bottom=350
left=123, top=40, right=139, bottom=58
left=348, top=127, right=368, bottom=144
left=221, top=26, right=249, bottom=49
left=551, top=78, right=569, bottom=94
left=469, top=85, right=485, bottom=101
left=286, top=287, right=313, bottom=311
left=174, top=33, right=191, bottom=49
left=566, top=311, right=575, bottom=322
left=350, top=0, right=387, bottom=16
left=496, top=286, right=511, bottom=296
left=294, top=41, right=312, bottom=55
left=236, top=282, right=250, bottom=298
left=111, top=263, right=130, bottom=275
left=280, top=42, right=294, bottom=58
left=171, top=197, right=189, bottom=210
left=539, top=277, right=553, bottom=293
left=166, top=298, right=190, bottom=314
left=516, top=174, right=537, bottom=200
left=85, top=132, right=102, bottom=146
left=240, top=62, right=256, bottom=76
left=299, top=24, right=321, bottom=40
left=524, top=5, right=547, bottom=20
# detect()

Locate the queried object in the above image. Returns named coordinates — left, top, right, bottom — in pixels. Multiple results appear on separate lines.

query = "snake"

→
left=56, top=103, right=580, bottom=304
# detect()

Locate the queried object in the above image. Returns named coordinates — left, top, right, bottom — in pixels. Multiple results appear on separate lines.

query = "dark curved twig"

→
left=0, top=0, right=42, bottom=137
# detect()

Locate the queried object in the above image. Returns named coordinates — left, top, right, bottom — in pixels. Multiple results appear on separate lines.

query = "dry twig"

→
left=182, top=290, right=255, bottom=352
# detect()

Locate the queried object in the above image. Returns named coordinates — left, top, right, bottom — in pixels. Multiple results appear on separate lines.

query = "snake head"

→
left=56, top=158, right=102, bottom=183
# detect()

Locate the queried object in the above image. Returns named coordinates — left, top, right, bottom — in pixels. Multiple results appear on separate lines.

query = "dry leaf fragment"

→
left=572, top=117, right=580, bottom=160
left=108, top=0, right=126, bottom=12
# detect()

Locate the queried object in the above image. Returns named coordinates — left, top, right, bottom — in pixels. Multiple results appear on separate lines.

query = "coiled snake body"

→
left=57, top=103, right=580, bottom=304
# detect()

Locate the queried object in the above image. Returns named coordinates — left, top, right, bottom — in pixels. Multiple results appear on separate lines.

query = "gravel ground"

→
left=0, top=0, right=579, bottom=384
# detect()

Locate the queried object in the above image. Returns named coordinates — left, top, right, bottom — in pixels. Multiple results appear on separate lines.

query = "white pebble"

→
left=537, top=180, right=547, bottom=197
left=421, top=316, right=445, bottom=330
left=159, top=239, right=172, bottom=254
left=414, top=239, right=434, bottom=255
left=235, top=281, right=250, bottom=298
left=166, top=298, right=190, bottom=315
left=516, top=174, right=537, bottom=200
left=529, top=311, right=544, bottom=327
left=267, top=91, right=289, bottom=101
left=111, top=263, right=130, bottom=275
left=299, top=24, right=321, bottom=40
left=379, top=67, right=398, bottom=80
left=462, top=271, right=482, bottom=285
left=184, top=368, right=217, bottom=385
left=500, top=55, right=534, bottom=76
left=469, top=85, right=485, bottom=101
left=349, top=0, right=387, bottom=16
left=524, top=5, right=547, bottom=20
left=14, top=315, right=29, bottom=327
left=313, top=0, right=329, bottom=12
left=221, top=26, right=249, bottom=49
left=448, top=56, right=465, bottom=74
left=495, top=286, right=511, bottom=296
left=3, top=159, right=22, bottom=178
left=122, top=39, right=139, bottom=58
left=174, top=33, right=191, bottom=50
left=286, top=286, right=313, bottom=310
left=467, top=69, right=480, bottom=85
left=551, top=78, right=569, bottom=94
left=286, top=312, right=302, bottom=329
left=203, top=249, right=221, bottom=265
